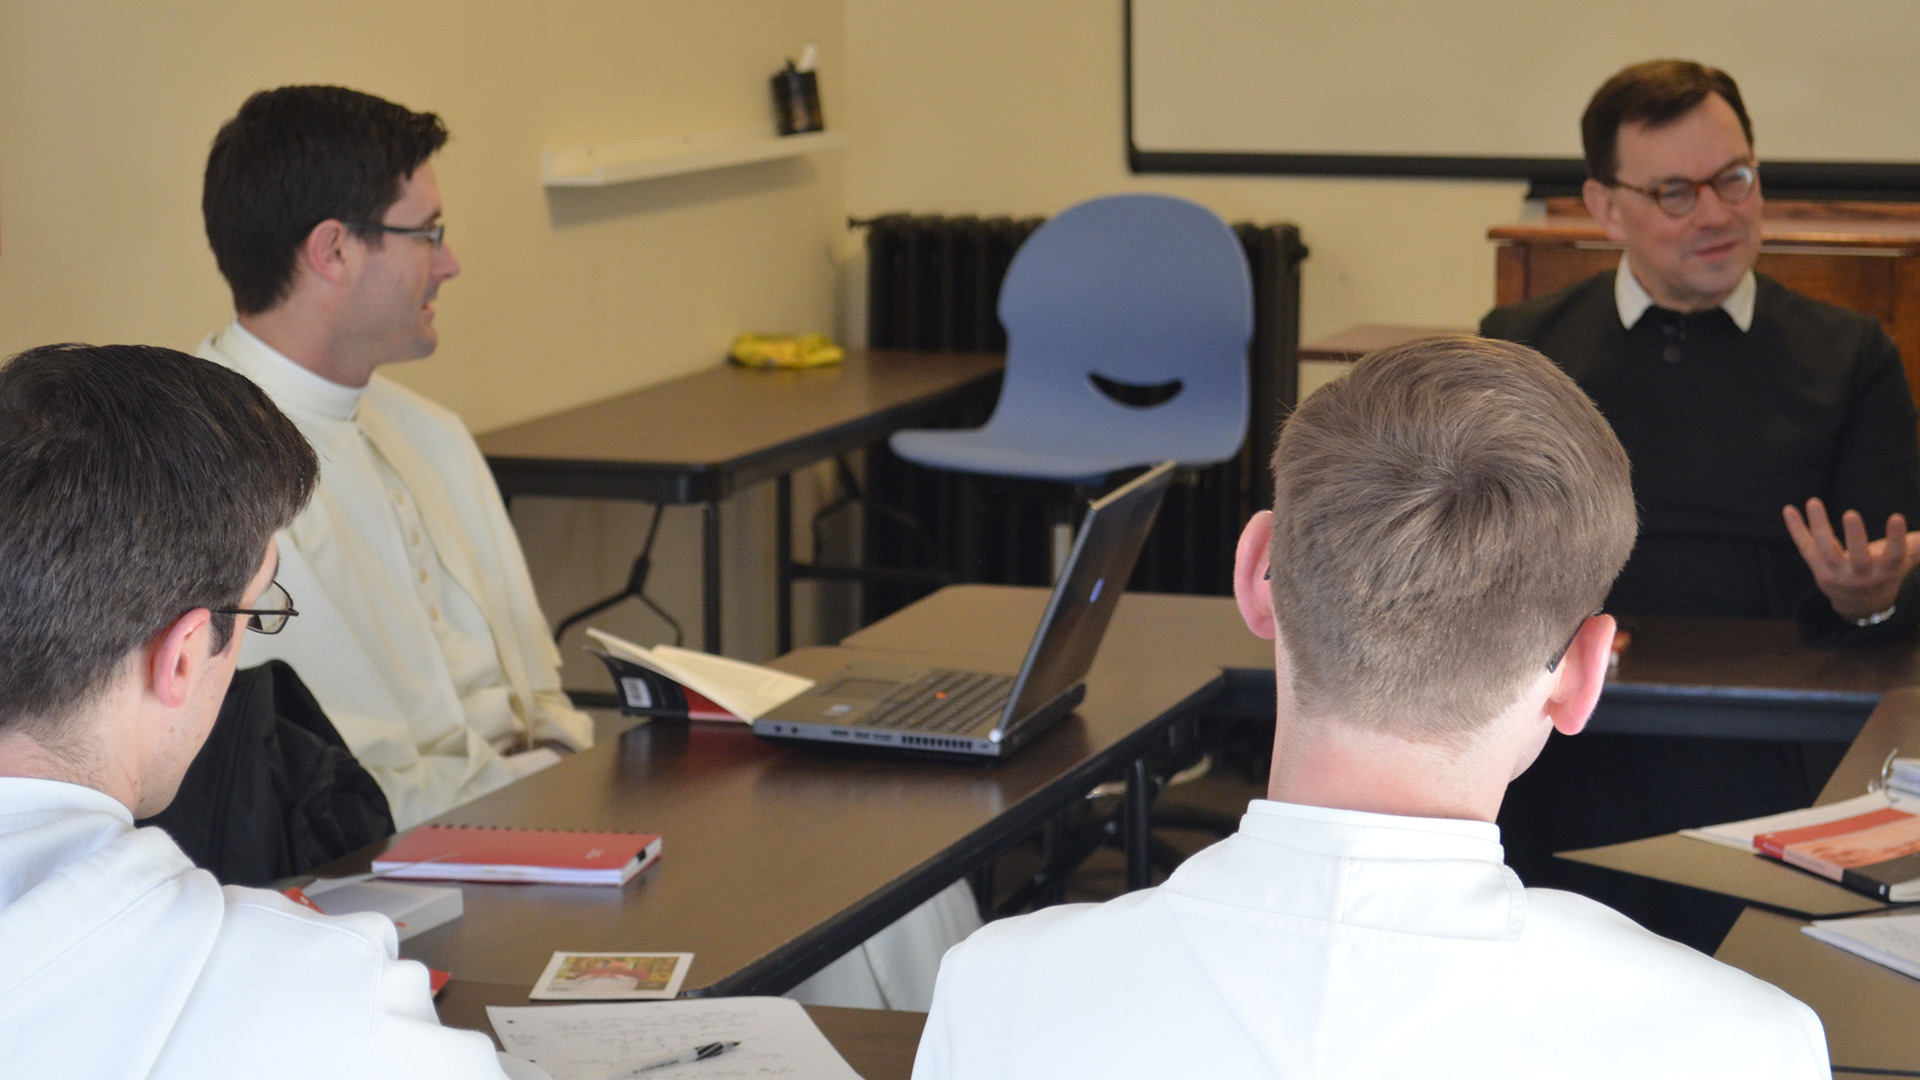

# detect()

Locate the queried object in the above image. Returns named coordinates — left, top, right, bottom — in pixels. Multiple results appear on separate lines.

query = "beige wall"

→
left=841, top=0, right=1529, bottom=347
left=0, top=0, right=848, bottom=668
left=0, top=0, right=846, bottom=430
left=0, top=0, right=1546, bottom=670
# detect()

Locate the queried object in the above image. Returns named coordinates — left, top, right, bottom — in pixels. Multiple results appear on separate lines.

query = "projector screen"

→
left=1127, top=0, right=1920, bottom=196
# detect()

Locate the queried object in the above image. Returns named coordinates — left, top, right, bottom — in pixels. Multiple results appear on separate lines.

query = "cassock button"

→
left=1662, top=344, right=1684, bottom=364
left=417, top=568, right=429, bottom=585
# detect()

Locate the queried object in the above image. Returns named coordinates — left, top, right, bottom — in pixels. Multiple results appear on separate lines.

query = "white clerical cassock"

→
left=201, top=322, right=592, bottom=829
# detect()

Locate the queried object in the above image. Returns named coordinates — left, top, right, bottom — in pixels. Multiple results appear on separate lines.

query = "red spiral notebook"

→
left=372, top=824, right=663, bottom=886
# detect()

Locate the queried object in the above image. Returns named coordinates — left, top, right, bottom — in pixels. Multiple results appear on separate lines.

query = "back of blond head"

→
left=1267, top=336, right=1636, bottom=742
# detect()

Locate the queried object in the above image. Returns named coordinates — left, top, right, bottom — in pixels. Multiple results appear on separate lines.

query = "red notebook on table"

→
left=372, top=824, right=663, bottom=886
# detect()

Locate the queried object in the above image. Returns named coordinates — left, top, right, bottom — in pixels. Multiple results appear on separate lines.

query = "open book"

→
left=586, top=628, right=814, bottom=722
left=1682, top=792, right=1920, bottom=902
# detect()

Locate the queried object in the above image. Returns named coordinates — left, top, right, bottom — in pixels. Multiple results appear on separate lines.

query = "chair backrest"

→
left=987, top=194, right=1254, bottom=463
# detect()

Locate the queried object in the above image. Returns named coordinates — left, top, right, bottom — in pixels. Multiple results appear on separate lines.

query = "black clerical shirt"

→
left=1483, top=270, right=1920, bottom=639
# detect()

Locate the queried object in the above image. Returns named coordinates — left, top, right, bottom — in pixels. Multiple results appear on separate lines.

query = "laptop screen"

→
left=995, top=462, right=1174, bottom=735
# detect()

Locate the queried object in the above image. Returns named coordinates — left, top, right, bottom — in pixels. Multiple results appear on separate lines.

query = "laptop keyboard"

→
left=867, top=670, right=1015, bottom=734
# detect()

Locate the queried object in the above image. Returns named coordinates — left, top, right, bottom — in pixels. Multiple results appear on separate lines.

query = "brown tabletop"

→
left=1593, top=617, right=1920, bottom=742
left=437, top=979, right=925, bottom=1080
left=1488, top=210, right=1920, bottom=251
left=1559, top=686, right=1920, bottom=919
left=1715, top=908, right=1920, bottom=1075
left=333, top=631, right=1222, bottom=997
left=1298, top=324, right=1474, bottom=365
left=476, top=349, right=1003, bottom=505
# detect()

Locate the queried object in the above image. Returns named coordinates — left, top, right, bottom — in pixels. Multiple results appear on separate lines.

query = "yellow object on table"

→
left=728, top=333, right=846, bottom=369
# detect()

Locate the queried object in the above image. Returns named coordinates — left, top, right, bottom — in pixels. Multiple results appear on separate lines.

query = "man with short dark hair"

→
left=912, top=337, right=1828, bottom=1079
left=1481, top=59, right=1920, bottom=948
left=194, top=84, right=977, bottom=1008
left=0, top=344, right=527, bottom=1078
left=198, top=85, right=592, bottom=830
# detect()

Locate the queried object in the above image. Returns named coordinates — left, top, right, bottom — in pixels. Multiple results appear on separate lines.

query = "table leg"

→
left=1125, top=756, right=1152, bottom=892
left=776, top=473, right=793, bottom=655
left=702, top=502, right=722, bottom=654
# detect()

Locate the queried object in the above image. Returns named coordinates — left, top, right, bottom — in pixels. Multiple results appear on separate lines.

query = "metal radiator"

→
left=852, top=212, right=1307, bottom=621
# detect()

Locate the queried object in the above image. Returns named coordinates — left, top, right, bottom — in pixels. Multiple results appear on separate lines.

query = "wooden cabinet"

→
left=1489, top=199, right=1920, bottom=400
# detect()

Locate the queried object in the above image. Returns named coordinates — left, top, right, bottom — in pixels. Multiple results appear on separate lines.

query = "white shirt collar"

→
left=1241, top=797, right=1504, bottom=862
left=1614, top=255, right=1755, bottom=332
left=0, top=777, right=134, bottom=824
left=213, top=320, right=365, bottom=422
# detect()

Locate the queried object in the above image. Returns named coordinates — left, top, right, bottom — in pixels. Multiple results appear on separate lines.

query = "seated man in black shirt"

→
left=1481, top=59, right=1920, bottom=949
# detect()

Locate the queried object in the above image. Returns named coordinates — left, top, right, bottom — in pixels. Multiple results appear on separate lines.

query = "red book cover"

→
left=372, top=824, right=663, bottom=886
left=1753, top=806, right=1914, bottom=858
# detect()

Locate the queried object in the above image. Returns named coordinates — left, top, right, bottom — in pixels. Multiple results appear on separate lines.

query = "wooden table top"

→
left=437, top=980, right=926, bottom=1080
left=343, top=605, right=1224, bottom=996
left=1716, top=908, right=1920, bottom=1074
left=475, top=350, right=1002, bottom=502
left=1490, top=213, right=1920, bottom=250
left=1298, top=324, right=1474, bottom=364
left=1609, top=616, right=1920, bottom=702
left=842, top=585, right=1271, bottom=674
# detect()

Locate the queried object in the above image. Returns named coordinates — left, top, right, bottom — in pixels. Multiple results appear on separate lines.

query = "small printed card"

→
left=530, top=951, right=692, bottom=1001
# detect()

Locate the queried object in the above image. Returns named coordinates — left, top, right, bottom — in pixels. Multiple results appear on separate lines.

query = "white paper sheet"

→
left=486, top=997, right=862, bottom=1080
left=1804, top=911, right=1920, bottom=981
left=1679, top=791, right=1919, bottom=851
left=586, top=629, right=813, bottom=720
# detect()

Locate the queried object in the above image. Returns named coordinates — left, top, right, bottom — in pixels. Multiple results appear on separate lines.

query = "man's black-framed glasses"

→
left=346, top=221, right=446, bottom=248
left=1545, top=610, right=1606, bottom=673
left=212, top=580, right=299, bottom=635
left=1610, top=162, right=1757, bottom=218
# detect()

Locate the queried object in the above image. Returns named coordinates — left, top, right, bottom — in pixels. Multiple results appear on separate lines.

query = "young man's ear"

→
left=148, top=608, right=216, bottom=709
left=1233, top=511, right=1276, bottom=641
left=1546, top=614, right=1616, bottom=737
left=300, top=219, right=356, bottom=286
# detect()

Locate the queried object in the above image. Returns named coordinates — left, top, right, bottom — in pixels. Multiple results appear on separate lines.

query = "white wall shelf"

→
left=541, top=127, right=846, bottom=188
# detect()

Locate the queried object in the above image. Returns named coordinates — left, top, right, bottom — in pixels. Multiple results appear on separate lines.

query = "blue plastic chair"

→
left=890, top=193, right=1254, bottom=487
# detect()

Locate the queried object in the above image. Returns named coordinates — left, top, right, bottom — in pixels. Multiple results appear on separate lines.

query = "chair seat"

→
left=891, top=425, right=1230, bottom=485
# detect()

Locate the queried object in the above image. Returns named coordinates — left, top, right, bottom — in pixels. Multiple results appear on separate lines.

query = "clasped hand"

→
left=1783, top=498, right=1920, bottom=620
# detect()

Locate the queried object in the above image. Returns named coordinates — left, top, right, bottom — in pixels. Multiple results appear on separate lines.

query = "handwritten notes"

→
left=487, top=997, right=862, bottom=1079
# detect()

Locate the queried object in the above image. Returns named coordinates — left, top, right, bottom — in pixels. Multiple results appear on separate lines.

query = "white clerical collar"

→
left=1613, top=255, right=1755, bottom=332
left=214, top=320, right=364, bottom=422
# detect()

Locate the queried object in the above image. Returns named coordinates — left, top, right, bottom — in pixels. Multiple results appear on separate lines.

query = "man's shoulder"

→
left=1479, top=271, right=1616, bottom=344
left=1755, top=273, right=1891, bottom=341
left=1521, top=886, right=1821, bottom=1024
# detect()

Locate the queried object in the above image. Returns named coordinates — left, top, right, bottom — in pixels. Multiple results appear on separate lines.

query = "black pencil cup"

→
left=771, top=69, right=824, bottom=135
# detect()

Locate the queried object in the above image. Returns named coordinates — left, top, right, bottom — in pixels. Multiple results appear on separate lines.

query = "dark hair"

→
left=1267, top=336, right=1636, bottom=743
left=203, top=85, right=448, bottom=315
left=1582, top=60, right=1753, bottom=184
left=0, top=344, right=318, bottom=735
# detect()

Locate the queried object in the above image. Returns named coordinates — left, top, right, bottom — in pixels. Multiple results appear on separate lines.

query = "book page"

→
left=1804, top=912, right=1920, bottom=981
left=585, top=630, right=813, bottom=720
left=487, top=997, right=860, bottom=1080
left=645, top=645, right=814, bottom=721
left=1681, top=792, right=1920, bottom=851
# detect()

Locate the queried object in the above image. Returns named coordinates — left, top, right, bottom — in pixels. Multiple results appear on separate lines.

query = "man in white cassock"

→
left=913, top=336, right=1830, bottom=1079
left=0, top=344, right=542, bottom=1080
left=194, top=85, right=975, bottom=1009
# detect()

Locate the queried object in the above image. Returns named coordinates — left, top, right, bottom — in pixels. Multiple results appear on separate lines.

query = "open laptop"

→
left=752, top=461, right=1173, bottom=761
